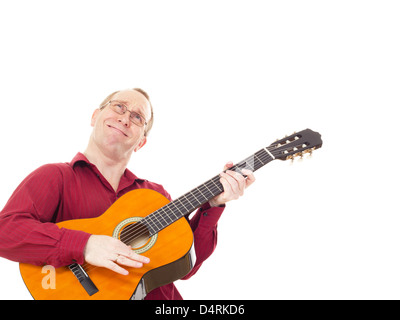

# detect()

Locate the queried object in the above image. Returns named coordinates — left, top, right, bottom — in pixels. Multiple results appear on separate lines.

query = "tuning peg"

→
left=302, top=148, right=313, bottom=158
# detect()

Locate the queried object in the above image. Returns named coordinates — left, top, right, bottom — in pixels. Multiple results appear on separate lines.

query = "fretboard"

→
left=143, top=147, right=275, bottom=236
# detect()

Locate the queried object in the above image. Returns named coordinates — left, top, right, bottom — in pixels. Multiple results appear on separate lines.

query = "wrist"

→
left=209, top=199, right=223, bottom=208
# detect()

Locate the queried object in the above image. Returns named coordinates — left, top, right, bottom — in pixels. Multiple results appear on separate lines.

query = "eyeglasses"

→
left=100, top=100, right=147, bottom=127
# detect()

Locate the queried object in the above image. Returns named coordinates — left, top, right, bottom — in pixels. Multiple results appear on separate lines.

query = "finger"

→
left=222, top=161, right=234, bottom=171
left=219, top=173, right=233, bottom=198
left=241, top=169, right=256, bottom=188
left=115, top=244, right=150, bottom=266
left=125, top=251, right=150, bottom=264
left=106, top=260, right=129, bottom=276
left=220, top=171, right=241, bottom=198
left=225, top=170, right=246, bottom=195
left=113, top=240, right=149, bottom=263
left=115, top=255, right=145, bottom=269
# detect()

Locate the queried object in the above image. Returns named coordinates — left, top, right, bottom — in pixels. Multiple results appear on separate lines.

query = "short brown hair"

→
left=99, top=88, right=154, bottom=136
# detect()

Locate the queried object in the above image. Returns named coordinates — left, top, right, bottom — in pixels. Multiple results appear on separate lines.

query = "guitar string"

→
left=80, top=144, right=309, bottom=272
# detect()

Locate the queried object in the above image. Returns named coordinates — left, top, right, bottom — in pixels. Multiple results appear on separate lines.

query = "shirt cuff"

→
left=58, top=228, right=91, bottom=267
left=198, top=202, right=225, bottom=227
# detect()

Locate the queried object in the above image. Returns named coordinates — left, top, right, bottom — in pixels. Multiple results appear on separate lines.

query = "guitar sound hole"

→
left=119, top=222, right=150, bottom=249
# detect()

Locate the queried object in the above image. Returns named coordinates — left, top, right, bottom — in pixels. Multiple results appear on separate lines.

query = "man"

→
left=0, top=88, right=255, bottom=299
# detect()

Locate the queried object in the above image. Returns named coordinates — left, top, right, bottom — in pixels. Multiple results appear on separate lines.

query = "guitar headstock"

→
left=268, top=129, right=323, bottom=161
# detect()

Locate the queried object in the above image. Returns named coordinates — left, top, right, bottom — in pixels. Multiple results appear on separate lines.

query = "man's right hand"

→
left=83, top=235, right=150, bottom=275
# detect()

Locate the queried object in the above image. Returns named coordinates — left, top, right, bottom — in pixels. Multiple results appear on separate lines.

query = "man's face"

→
left=90, top=89, right=151, bottom=157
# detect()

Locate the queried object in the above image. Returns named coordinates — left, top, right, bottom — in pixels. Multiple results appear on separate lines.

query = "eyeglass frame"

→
left=100, top=100, right=148, bottom=127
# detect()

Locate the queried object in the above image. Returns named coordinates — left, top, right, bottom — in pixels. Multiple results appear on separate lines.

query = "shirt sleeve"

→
left=181, top=202, right=225, bottom=280
left=146, top=183, right=225, bottom=280
left=0, top=164, right=91, bottom=268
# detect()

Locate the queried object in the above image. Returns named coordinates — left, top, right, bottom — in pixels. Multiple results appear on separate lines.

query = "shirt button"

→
left=203, top=212, right=208, bottom=217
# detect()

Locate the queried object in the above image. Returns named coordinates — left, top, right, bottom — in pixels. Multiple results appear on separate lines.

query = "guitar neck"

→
left=143, top=147, right=275, bottom=236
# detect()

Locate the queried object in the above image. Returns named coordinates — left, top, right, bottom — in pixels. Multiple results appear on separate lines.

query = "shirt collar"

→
left=69, top=152, right=144, bottom=183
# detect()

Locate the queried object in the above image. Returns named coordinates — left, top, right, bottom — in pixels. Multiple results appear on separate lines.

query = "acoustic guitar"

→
left=19, top=128, right=323, bottom=300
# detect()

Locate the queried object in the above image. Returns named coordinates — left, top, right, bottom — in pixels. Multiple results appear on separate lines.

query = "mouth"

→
left=107, top=125, right=128, bottom=137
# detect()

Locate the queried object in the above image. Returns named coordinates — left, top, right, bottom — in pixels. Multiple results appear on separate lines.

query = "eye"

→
left=131, top=112, right=143, bottom=123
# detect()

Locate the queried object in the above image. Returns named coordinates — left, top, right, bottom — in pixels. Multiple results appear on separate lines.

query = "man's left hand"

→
left=209, top=162, right=256, bottom=207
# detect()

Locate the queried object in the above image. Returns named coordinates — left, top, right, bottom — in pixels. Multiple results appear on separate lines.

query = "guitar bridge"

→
left=68, top=263, right=99, bottom=296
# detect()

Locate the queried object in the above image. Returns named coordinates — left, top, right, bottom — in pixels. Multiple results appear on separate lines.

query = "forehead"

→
left=112, top=90, right=151, bottom=119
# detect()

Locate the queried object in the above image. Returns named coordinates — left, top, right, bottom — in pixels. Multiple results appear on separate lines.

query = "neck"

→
left=84, top=140, right=131, bottom=192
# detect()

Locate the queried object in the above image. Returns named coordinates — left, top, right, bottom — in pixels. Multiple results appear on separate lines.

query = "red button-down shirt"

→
left=0, top=153, right=224, bottom=300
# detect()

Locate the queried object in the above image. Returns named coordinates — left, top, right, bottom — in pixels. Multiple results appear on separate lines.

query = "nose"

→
left=118, top=112, right=131, bottom=127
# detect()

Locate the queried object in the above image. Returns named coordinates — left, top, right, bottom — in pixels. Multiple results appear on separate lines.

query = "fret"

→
left=204, top=179, right=220, bottom=196
left=210, top=177, right=223, bottom=193
left=256, top=149, right=274, bottom=166
left=246, top=149, right=269, bottom=171
left=144, top=220, right=157, bottom=235
left=156, top=210, right=169, bottom=226
left=176, top=195, right=195, bottom=212
left=191, top=188, right=208, bottom=204
left=198, top=184, right=215, bottom=200
left=203, top=183, right=212, bottom=195
left=196, top=186, right=207, bottom=200
left=254, top=153, right=264, bottom=165
left=144, top=214, right=162, bottom=234
left=253, top=156, right=264, bottom=171
left=163, top=205, right=179, bottom=222
left=173, top=198, right=187, bottom=213
left=156, top=208, right=170, bottom=226
left=147, top=207, right=173, bottom=234
left=180, top=194, right=196, bottom=210
left=244, top=155, right=255, bottom=170
left=158, top=207, right=172, bottom=228
left=169, top=201, right=184, bottom=216
left=233, top=155, right=254, bottom=172
left=185, top=190, right=203, bottom=207
left=144, top=211, right=159, bottom=228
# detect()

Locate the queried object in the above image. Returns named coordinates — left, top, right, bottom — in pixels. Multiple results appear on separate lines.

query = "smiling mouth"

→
left=107, top=125, right=128, bottom=137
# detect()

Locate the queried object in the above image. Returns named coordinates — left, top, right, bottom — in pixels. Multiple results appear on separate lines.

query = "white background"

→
left=0, top=1, right=399, bottom=300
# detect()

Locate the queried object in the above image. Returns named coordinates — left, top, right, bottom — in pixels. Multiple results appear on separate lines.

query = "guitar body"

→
left=19, top=188, right=195, bottom=300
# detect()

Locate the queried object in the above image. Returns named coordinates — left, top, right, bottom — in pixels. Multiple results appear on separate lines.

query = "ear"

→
left=134, top=136, right=147, bottom=152
left=91, top=109, right=101, bottom=127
